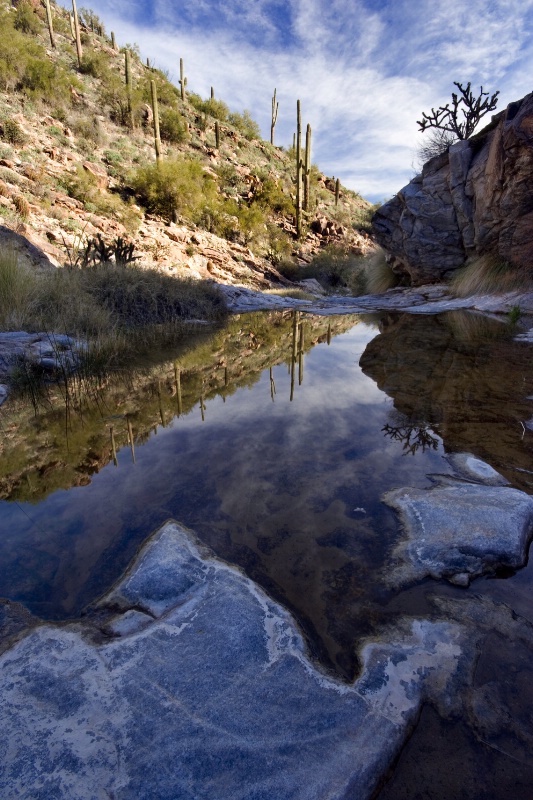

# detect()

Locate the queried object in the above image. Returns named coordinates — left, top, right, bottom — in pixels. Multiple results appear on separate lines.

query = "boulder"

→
left=372, top=92, right=533, bottom=284
left=0, top=520, right=474, bottom=800
left=383, top=478, right=533, bottom=587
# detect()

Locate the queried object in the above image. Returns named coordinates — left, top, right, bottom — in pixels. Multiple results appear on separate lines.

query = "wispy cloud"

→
left=63, top=0, right=533, bottom=200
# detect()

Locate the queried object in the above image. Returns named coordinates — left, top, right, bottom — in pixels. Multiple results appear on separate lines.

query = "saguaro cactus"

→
left=150, top=80, right=162, bottom=163
left=211, top=86, right=215, bottom=100
left=71, top=0, right=82, bottom=67
left=179, top=58, right=187, bottom=102
left=125, top=50, right=134, bottom=129
left=295, top=100, right=302, bottom=238
left=44, top=0, right=55, bottom=48
left=271, top=88, right=279, bottom=145
left=215, top=120, right=220, bottom=149
left=335, top=177, right=340, bottom=206
left=303, top=123, right=311, bottom=212
left=110, top=31, right=117, bottom=50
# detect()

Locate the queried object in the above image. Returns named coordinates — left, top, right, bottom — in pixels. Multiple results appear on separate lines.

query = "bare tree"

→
left=417, top=81, right=499, bottom=140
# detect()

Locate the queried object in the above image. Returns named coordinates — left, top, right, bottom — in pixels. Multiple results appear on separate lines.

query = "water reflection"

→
left=1, top=308, right=532, bottom=682
left=360, top=310, right=533, bottom=490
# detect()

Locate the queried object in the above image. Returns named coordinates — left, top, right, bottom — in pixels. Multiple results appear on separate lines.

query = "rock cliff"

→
left=372, top=92, right=533, bottom=285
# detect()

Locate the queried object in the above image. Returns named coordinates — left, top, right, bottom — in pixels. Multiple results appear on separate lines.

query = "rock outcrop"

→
left=372, top=92, right=533, bottom=284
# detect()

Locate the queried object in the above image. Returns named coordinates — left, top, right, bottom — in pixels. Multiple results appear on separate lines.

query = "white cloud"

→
left=60, top=0, right=533, bottom=200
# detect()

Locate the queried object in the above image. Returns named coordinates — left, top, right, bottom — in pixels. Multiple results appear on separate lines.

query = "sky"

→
left=62, top=1, right=533, bottom=202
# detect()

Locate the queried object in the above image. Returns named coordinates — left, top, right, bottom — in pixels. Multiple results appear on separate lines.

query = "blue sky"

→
left=64, top=1, right=533, bottom=202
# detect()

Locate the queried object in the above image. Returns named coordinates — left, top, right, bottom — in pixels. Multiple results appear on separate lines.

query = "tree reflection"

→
left=382, top=421, right=440, bottom=456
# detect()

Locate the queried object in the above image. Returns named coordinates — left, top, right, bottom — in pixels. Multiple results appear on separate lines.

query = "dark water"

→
left=1, top=309, right=533, bottom=686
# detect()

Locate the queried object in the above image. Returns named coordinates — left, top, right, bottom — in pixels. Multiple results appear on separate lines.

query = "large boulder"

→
left=372, top=92, right=533, bottom=284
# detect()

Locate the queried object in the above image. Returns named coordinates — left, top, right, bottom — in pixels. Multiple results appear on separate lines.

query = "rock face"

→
left=372, top=92, right=533, bottom=284
left=0, top=521, right=475, bottom=800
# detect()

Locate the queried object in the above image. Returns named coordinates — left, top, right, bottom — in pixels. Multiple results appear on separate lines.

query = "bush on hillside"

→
left=159, top=108, right=188, bottom=144
left=13, top=1, right=40, bottom=36
left=191, top=97, right=230, bottom=122
left=228, top=110, right=261, bottom=141
left=130, top=157, right=217, bottom=222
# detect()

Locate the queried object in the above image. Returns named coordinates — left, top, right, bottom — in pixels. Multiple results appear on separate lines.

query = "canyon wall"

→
left=372, top=92, right=533, bottom=284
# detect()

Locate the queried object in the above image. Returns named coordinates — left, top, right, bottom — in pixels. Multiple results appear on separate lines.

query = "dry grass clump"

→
left=0, top=252, right=228, bottom=372
left=363, top=248, right=399, bottom=294
left=12, top=193, right=30, bottom=219
left=0, top=249, right=37, bottom=329
left=450, top=254, right=533, bottom=297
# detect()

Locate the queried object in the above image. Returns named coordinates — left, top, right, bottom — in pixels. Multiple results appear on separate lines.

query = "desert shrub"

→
left=78, top=51, right=110, bottom=80
left=1, top=117, right=28, bottom=145
left=130, top=157, right=217, bottom=221
left=265, top=224, right=293, bottom=265
left=235, top=202, right=267, bottom=245
left=13, top=193, right=30, bottom=219
left=100, top=73, right=142, bottom=127
left=69, top=114, right=104, bottom=149
left=63, top=164, right=99, bottom=204
left=254, top=177, right=294, bottom=215
left=196, top=198, right=240, bottom=240
left=159, top=108, right=188, bottom=144
left=13, top=1, right=40, bottom=35
left=228, top=109, right=261, bottom=141
left=192, top=97, right=229, bottom=121
left=215, top=162, right=241, bottom=189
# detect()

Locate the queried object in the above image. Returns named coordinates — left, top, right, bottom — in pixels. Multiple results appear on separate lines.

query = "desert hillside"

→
left=0, top=0, right=375, bottom=288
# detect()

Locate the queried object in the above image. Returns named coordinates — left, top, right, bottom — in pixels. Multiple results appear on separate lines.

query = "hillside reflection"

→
left=360, top=311, right=533, bottom=491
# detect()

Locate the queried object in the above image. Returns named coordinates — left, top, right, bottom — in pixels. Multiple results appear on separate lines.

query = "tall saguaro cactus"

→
left=151, top=80, right=162, bottom=163
left=71, top=0, right=83, bottom=67
left=295, top=100, right=302, bottom=238
left=125, top=49, right=134, bottom=129
left=303, top=123, right=311, bottom=212
left=179, top=58, right=187, bottom=102
left=271, top=88, right=279, bottom=145
left=44, top=0, right=55, bottom=49
left=110, top=31, right=117, bottom=50
left=335, top=177, right=340, bottom=206
left=215, top=120, right=220, bottom=149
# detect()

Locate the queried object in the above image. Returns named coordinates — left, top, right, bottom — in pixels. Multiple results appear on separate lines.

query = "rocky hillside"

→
left=372, top=91, right=533, bottom=285
left=0, top=0, right=374, bottom=288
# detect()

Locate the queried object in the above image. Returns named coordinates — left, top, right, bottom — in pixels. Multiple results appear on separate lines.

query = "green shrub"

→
left=1, top=117, right=28, bottom=145
left=130, top=157, right=217, bottom=222
left=78, top=52, right=111, bottom=80
left=228, top=109, right=261, bottom=141
left=192, top=97, right=229, bottom=121
left=159, top=108, right=188, bottom=144
left=254, top=178, right=294, bottom=215
left=13, top=1, right=40, bottom=36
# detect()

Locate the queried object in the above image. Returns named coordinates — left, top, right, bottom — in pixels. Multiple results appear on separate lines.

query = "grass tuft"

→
left=450, top=254, right=533, bottom=297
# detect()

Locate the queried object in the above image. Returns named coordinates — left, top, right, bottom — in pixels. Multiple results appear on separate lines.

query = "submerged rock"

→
left=0, top=521, right=474, bottom=799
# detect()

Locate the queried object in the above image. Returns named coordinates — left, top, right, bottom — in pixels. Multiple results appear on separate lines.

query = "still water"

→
left=1, top=309, right=533, bottom=684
